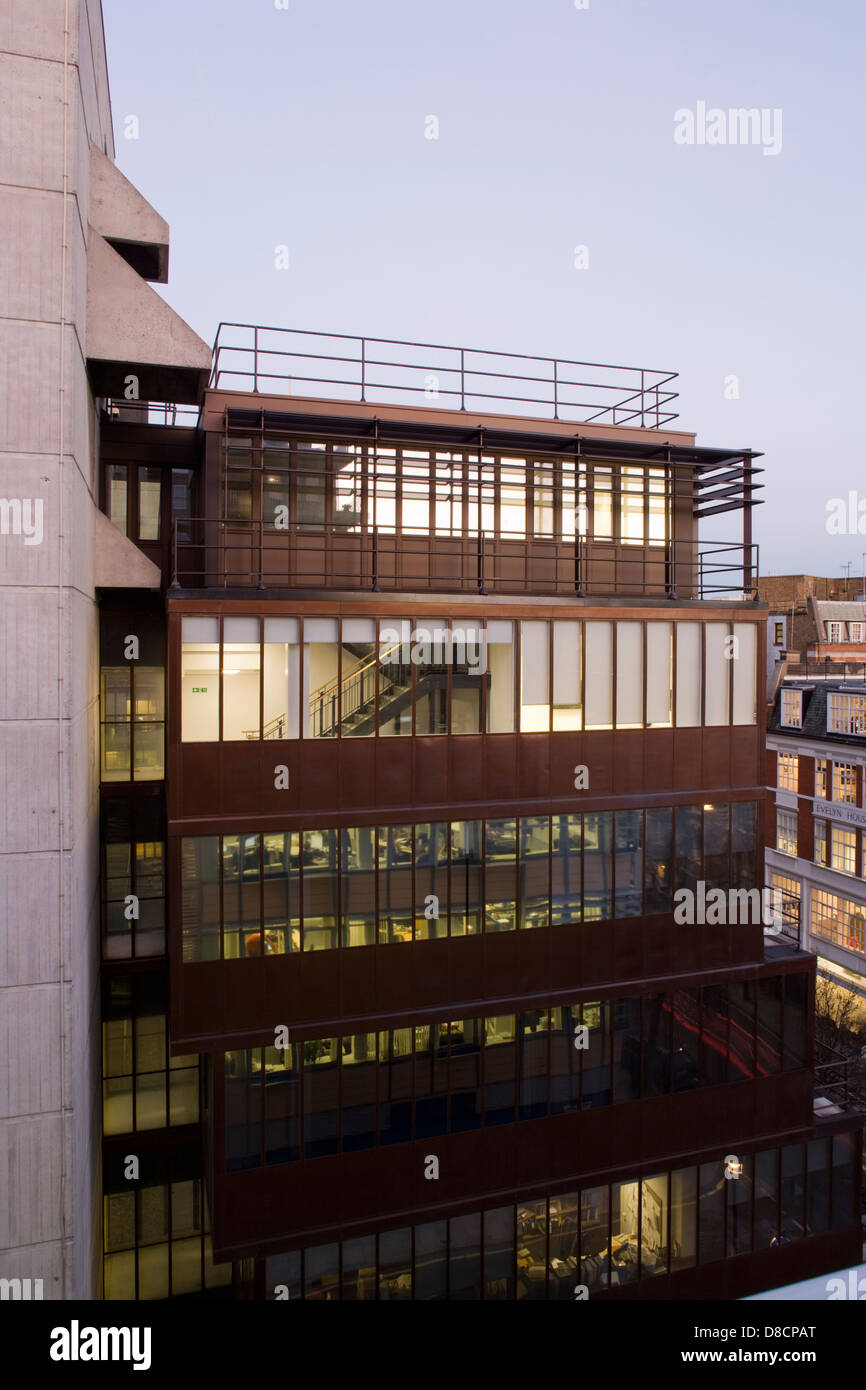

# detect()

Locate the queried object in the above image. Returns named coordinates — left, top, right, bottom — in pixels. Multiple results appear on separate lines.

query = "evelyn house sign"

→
left=813, top=798, right=866, bottom=828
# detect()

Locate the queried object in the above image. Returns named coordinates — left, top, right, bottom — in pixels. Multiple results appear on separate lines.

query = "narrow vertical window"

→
left=222, top=616, right=261, bottom=741
left=704, top=624, right=730, bottom=726
left=106, top=463, right=128, bottom=534
left=646, top=622, right=673, bottom=727
left=615, top=622, right=643, bottom=728
left=138, top=467, right=161, bottom=541
left=584, top=622, right=613, bottom=729
left=732, top=623, right=757, bottom=724
left=519, top=621, right=550, bottom=731
left=486, top=621, right=515, bottom=732
left=675, top=623, right=701, bottom=727
left=263, top=617, right=299, bottom=739
left=552, top=621, right=582, bottom=730
left=181, top=617, right=220, bottom=742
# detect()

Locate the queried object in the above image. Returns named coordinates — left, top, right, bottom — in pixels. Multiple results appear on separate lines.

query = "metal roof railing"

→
left=209, top=324, right=679, bottom=429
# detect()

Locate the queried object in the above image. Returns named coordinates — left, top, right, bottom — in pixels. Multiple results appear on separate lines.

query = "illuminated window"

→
left=815, top=758, right=828, bottom=799
left=777, top=753, right=798, bottom=792
left=780, top=689, right=802, bottom=728
left=776, top=810, right=797, bottom=857
left=832, top=761, right=857, bottom=803
left=812, top=888, right=866, bottom=955
left=620, top=467, right=644, bottom=545
left=830, top=825, right=857, bottom=876
left=827, top=692, right=866, bottom=736
left=768, top=872, right=800, bottom=931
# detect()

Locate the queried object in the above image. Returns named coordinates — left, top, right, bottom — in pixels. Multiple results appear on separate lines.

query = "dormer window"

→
left=827, top=621, right=845, bottom=643
left=827, top=692, right=866, bottom=736
left=780, top=689, right=802, bottom=728
left=849, top=622, right=865, bottom=642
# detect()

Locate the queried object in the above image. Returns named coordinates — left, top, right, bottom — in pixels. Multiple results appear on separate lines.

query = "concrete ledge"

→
left=86, top=233, right=211, bottom=403
left=89, top=144, right=169, bottom=282
left=92, top=508, right=161, bottom=590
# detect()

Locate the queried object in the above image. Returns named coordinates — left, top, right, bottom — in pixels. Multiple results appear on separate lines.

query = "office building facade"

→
left=94, top=322, right=859, bottom=1299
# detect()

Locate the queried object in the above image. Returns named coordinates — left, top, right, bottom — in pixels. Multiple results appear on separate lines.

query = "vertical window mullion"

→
left=218, top=616, right=224, bottom=742
left=258, top=618, right=264, bottom=741
left=128, top=660, right=136, bottom=783
left=218, top=835, right=225, bottom=962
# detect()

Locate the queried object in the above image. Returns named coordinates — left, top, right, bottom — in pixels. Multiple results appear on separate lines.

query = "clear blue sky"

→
left=102, top=0, right=866, bottom=578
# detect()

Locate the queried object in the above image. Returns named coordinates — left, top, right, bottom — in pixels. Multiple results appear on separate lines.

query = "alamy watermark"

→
left=379, top=625, right=487, bottom=675
left=0, top=497, right=43, bottom=545
left=674, top=102, right=782, bottom=157
left=673, top=881, right=784, bottom=928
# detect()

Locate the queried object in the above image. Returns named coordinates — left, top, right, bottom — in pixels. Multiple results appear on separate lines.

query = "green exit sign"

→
left=192, top=686, right=208, bottom=693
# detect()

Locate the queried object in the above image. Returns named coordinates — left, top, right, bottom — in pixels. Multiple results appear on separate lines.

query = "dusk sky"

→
left=102, top=0, right=866, bottom=579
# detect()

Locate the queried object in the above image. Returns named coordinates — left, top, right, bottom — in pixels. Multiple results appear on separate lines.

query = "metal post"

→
left=257, top=517, right=265, bottom=590
left=478, top=531, right=487, bottom=594
left=169, top=518, right=180, bottom=589
left=254, top=326, right=259, bottom=393
left=553, top=360, right=559, bottom=421
left=460, top=348, right=465, bottom=411
left=371, top=526, right=380, bottom=592
left=742, top=453, right=754, bottom=595
left=360, top=337, right=366, bottom=403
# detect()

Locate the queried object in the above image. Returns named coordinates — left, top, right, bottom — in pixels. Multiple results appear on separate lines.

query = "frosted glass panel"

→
left=585, top=622, right=613, bottom=729
left=647, top=623, right=673, bottom=727
left=224, top=617, right=260, bottom=643
left=705, top=624, right=730, bottom=726
left=342, top=618, right=375, bottom=642
left=616, top=622, right=643, bottom=728
left=182, top=617, right=218, bottom=643
left=264, top=618, right=299, bottom=643
left=732, top=623, right=757, bottom=725
left=487, top=622, right=515, bottom=732
left=304, top=617, right=339, bottom=643
left=676, top=623, right=701, bottom=727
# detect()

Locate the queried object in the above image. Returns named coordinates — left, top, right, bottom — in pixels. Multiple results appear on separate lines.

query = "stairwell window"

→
left=305, top=617, right=339, bottom=737
left=378, top=619, right=412, bottom=736
left=263, top=618, right=299, bottom=739
left=339, top=618, right=377, bottom=737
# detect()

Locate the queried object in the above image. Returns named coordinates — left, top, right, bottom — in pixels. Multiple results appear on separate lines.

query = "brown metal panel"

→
left=449, top=734, right=484, bottom=805
left=375, top=739, right=414, bottom=808
left=613, top=730, right=645, bottom=794
left=701, top=728, right=732, bottom=789
left=672, top=728, right=703, bottom=790
left=484, top=734, right=520, bottom=801
left=412, top=737, right=450, bottom=807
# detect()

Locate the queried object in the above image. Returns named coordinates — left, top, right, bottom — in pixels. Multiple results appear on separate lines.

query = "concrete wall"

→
left=0, top=0, right=113, bottom=1299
